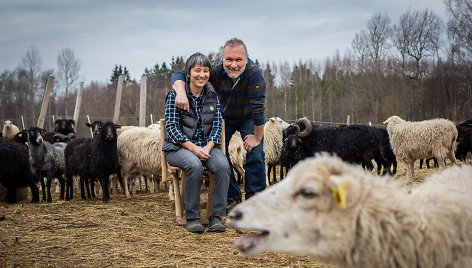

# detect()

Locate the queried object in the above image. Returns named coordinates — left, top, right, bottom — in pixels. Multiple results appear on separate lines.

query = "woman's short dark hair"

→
left=185, top=52, right=211, bottom=76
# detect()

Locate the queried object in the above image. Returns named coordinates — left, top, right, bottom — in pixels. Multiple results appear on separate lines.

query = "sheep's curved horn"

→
left=66, top=133, right=76, bottom=139
left=295, top=118, right=312, bottom=137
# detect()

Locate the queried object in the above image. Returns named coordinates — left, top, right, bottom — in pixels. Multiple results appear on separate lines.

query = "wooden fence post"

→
left=113, top=76, right=123, bottom=123
left=73, top=82, right=84, bottom=129
left=139, top=75, right=147, bottom=127
left=37, top=75, right=54, bottom=128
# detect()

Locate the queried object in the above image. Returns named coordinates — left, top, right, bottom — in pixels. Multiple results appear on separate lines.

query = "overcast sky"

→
left=0, top=0, right=449, bottom=85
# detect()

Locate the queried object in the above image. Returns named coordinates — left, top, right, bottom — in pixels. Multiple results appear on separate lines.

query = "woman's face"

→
left=189, top=64, right=210, bottom=89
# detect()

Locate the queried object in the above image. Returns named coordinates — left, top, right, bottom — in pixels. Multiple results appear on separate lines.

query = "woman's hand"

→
left=192, top=146, right=211, bottom=161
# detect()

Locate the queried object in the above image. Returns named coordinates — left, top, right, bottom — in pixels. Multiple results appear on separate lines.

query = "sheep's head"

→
left=97, top=121, right=120, bottom=141
left=3, top=120, right=12, bottom=129
left=268, top=117, right=290, bottom=131
left=86, top=121, right=104, bottom=138
left=54, top=118, right=75, bottom=135
left=28, top=127, right=46, bottom=145
left=226, top=154, right=362, bottom=259
left=383, top=115, right=405, bottom=125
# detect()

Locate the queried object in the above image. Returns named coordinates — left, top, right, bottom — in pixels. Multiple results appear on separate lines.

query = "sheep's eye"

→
left=296, top=188, right=318, bottom=199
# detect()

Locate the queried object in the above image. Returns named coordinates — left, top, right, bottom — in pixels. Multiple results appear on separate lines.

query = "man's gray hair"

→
left=224, top=38, right=248, bottom=57
left=185, top=52, right=212, bottom=76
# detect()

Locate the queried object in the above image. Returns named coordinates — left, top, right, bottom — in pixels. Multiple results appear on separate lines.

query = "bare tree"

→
left=56, top=48, right=81, bottom=98
left=352, top=12, right=391, bottom=73
left=446, top=0, right=472, bottom=61
left=392, top=9, right=443, bottom=79
left=20, top=46, right=42, bottom=122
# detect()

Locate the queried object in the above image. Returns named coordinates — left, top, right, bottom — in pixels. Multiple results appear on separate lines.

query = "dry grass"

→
left=0, top=162, right=458, bottom=267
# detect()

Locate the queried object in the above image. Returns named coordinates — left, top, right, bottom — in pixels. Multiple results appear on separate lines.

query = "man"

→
left=172, top=38, right=266, bottom=210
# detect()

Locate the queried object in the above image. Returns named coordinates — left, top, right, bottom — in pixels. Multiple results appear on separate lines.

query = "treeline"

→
left=1, top=1, right=471, bottom=138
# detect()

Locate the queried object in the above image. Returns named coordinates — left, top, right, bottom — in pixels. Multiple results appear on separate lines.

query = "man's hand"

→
left=243, top=135, right=261, bottom=153
left=173, top=80, right=189, bottom=111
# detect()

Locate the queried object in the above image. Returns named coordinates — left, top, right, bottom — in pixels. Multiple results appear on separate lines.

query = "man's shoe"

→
left=208, top=217, right=226, bottom=232
left=226, top=197, right=241, bottom=213
left=186, top=218, right=205, bottom=233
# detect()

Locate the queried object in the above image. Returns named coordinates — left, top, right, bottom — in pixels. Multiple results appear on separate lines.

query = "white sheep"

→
left=384, top=115, right=458, bottom=178
left=263, top=117, right=289, bottom=184
left=3, top=120, right=20, bottom=139
left=226, top=154, right=472, bottom=268
left=228, top=131, right=246, bottom=184
left=117, top=127, right=164, bottom=199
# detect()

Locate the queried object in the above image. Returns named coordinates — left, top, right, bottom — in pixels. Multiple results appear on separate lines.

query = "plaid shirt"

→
left=165, top=90, right=222, bottom=147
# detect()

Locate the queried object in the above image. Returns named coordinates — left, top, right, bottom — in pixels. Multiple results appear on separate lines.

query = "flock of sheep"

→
left=1, top=114, right=472, bottom=267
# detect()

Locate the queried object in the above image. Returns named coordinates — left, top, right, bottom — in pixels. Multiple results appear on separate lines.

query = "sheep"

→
left=3, top=120, right=20, bottom=139
left=455, top=121, right=472, bottom=162
left=228, top=131, right=246, bottom=185
left=64, top=121, right=122, bottom=203
left=281, top=118, right=389, bottom=173
left=27, top=127, right=67, bottom=202
left=384, top=116, right=458, bottom=178
left=226, top=154, right=472, bottom=268
left=86, top=120, right=104, bottom=137
left=0, top=139, right=39, bottom=203
left=372, top=127, right=397, bottom=175
left=264, top=117, right=289, bottom=184
left=43, top=118, right=76, bottom=144
left=117, top=127, right=162, bottom=199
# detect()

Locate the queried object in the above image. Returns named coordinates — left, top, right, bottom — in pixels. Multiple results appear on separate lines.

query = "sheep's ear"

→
left=18, top=133, right=23, bottom=138
left=383, top=120, right=388, bottom=124
left=41, top=129, right=47, bottom=135
left=55, top=119, right=61, bottom=126
left=116, top=124, right=121, bottom=129
left=69, top=120, right=75, bottom=127
left=270, top=118, right=275, bottom=123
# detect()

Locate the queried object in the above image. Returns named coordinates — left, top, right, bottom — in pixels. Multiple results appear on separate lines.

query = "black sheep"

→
left=43, top=118, right=76, bottom=144
left=281, top=118, right=389, bottom=172
left=64, top=121, right=103, bottom=200
left=65, top=121, right=122, bottom=203
left=0, top=141, right=39, bottom=203
left=456, top=124, right=472, bottom=162
left=373, top=128, right=397, bottom=175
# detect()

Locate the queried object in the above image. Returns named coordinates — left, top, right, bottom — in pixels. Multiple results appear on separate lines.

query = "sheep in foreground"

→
left=117, top=127, right=162, bottom=199
left=64, top=121, right=122, bottom=203
left=226, top=154, right=472, bottom=268
left=27, top=127, right=67, bottom=202
left=264, top=117, right=289, bottom=184
left=0, top=140, right=39, bottom=203
left=384, top=116, right=458, bottom=178
left=3, top=120, right=20, bottom=139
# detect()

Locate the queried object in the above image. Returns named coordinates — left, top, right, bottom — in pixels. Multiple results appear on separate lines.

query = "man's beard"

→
left=224, top=64, right=246, bottom=79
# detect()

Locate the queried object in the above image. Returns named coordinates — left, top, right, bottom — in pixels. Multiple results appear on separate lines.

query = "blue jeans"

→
left=225, top=118, right=266, bottom=201
left=166, top=147, right=230, bottom=219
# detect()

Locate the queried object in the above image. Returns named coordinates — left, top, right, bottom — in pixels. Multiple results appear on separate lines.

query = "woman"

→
left=163, top=52, right=230, bottom=233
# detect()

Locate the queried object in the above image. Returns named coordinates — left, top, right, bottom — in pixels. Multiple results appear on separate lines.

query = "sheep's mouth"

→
left=233, top=230, right=270, bottom=255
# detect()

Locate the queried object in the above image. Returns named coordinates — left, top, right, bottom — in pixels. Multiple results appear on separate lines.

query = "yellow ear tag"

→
left=331, top=184, right=346, bottom=209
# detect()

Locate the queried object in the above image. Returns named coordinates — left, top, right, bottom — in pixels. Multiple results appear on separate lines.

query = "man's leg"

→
left=239, top=119, right=266, bottom=200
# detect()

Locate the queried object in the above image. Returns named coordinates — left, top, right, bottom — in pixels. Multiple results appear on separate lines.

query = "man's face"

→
left=223, top=45, right=248, bottom=79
